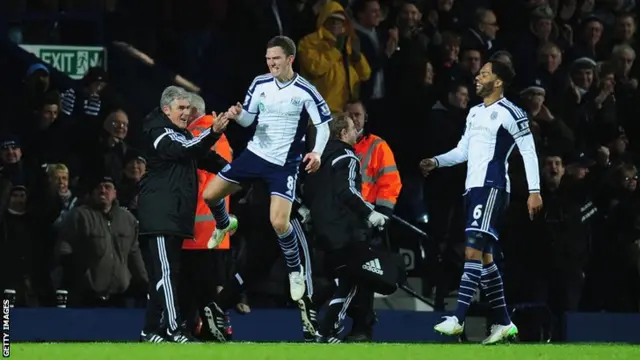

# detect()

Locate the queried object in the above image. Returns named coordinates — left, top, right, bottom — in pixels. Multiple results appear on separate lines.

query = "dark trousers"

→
left=179, top=249, right=229, bottom=334
left=319, top=248, right=359, bottom=337
left=345, top=231, right=386, bottom=331
left=141, top=234, right=183, bottom=334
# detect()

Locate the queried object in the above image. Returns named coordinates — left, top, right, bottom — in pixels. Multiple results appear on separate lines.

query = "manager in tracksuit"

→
left=304, top=113, right=388, bottom=342
left=137, top=86, right=229, bottom=343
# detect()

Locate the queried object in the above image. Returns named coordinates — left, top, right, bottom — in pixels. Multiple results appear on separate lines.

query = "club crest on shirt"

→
left=258, top=102, right=266, bottom=112
left=291, top=97, right=302, bottom=106
left=491, top=111, right=498, bottom=120
left=320, top=103, right=331, bottom=117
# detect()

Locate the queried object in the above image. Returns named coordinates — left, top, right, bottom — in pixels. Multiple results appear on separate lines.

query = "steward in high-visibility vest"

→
left=346, top=101, right=402, bottom=216
left=182, top=114, right=233, bottom=250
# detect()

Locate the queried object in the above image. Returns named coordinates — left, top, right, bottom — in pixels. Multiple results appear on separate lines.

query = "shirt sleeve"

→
left=502, top=112, right=541, bottom=193
left=151, top=127, right=220, bottom=161
left=434, top=117, right=470, bottom=167
left=301, top=86, right=332, bottom=126
left=331, top=151, right=375, bottom=218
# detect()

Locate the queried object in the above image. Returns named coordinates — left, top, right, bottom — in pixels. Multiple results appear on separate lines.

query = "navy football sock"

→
left=481, top=262, right=511, bottom=326
left=454, top=260, right=482, bottom=323
left=277, top=223, right=302, bottom=273
left=211, top=199, right=230, bottom=229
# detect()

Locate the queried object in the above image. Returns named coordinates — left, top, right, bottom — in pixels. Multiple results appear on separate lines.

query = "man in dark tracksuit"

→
left=137, top=86, right=230, bottom=343
left=304, top=113, right=388, bottom=342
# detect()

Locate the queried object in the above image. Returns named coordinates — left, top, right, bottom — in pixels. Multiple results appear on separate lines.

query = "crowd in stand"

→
left=1, top=0, right=639, bottom=335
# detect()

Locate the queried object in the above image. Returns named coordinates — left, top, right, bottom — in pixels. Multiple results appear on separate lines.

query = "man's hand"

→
left=226, top=102, right=243, bottom=120
left=419, top=158, right=437, bottom=177
left=211, top=112, right=229, bottom=133
left=368, top=210, right=388, bottom=229
left=303, top=152, right=321, bottom=173
left=527, top=192, right=543, bottom=220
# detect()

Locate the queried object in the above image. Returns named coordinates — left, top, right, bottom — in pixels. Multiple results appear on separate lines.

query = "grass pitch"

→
left=7, top=343, right=640, bottom=360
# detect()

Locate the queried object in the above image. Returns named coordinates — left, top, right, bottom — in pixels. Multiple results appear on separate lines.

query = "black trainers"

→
left=297, top=296, right=317, bottom=341
left=140, top=331, right=165, bottom=343
left=166, top=329, right=199, bottom=343
left=315, top=333, right=342, bottom=343
left=204, top=301, right=227, bottom=342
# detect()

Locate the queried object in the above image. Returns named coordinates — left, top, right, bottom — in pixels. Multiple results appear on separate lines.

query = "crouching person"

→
left=304, top=113, right=398, bottom=342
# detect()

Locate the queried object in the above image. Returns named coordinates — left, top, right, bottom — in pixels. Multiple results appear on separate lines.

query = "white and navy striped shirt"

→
left=238, top=73, right=332, bottom=166
left=434, top=97, right=540, bottom=193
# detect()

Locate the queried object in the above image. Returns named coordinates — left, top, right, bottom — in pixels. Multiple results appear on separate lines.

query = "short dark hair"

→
left=329, top=113, right=352, bottom=140
left=266, top=36, right=297, bottom=57
left=345, top=99, right=366, bottom=111
left=448, top=82, right=468, bottom=94
left=488, top=59, right=515, bottom=89
left=41, top=90, right=61, bottom=109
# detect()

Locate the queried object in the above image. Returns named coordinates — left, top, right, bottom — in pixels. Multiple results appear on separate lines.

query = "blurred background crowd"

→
left=1, top=0, right=639, bottom=340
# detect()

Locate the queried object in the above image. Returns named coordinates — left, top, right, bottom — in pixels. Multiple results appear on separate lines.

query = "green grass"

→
left=8, top=343, right=640, bottom=360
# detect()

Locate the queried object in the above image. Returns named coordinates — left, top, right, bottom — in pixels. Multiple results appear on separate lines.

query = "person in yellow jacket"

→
left=298, top=1, right=371, bottom=112
left=179, top=94, right=239, bottom=341
left=343, top=99, right=401, bottom=341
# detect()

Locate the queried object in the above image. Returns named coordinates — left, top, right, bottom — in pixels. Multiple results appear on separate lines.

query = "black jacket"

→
left=304, top=140, right=373, bottom=250
left=137, top=108, right=228, bottom=237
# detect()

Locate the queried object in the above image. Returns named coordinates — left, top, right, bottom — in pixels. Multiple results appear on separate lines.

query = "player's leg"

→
left=291, top=218, right=317, bottom=339
left=434, top=187, right=488, bottom=336
left=477, top=189, right=518, bottom=344
left=480, top=249, right=517, bottom=344
left=270, top=194, right=306, bottom=300
left=204, top=164, right=243, bottom=248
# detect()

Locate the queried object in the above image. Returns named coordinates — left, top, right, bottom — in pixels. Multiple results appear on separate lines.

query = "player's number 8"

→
left=473, top=205, right=483, bottom=220
left=285, top=175, right=295, bottom=197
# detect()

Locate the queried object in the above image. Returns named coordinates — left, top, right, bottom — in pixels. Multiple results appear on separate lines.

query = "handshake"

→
left=368, top=210, right=388, bottom=230
left=211, top=102, right=244, bottom=133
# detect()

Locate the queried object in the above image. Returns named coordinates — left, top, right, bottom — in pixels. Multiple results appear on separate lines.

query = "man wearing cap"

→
left=519, top=84, right=575, bottom=155
left=55, top=176, right=148, bottom=308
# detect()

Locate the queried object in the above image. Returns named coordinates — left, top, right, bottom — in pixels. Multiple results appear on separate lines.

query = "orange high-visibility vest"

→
left=182, top=114, right=233, bottom=250
left=353, top=134, right=402, bottom=211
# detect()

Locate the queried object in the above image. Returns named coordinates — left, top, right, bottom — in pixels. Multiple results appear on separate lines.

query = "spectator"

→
left=118, top=151, right=146, bottom=216
left=80, top=109, right=131, bottom=183
left=460, top=7, right=499, bottom=57
left=0, top=185, right=41, bottom=307
left=299, top=0, right=372, bottom=112
left=352, top=0, right=397, bottom=121
left=55, top=176, right=148, bottom=308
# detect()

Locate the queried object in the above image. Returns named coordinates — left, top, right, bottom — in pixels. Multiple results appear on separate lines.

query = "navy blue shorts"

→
left=218, top=150, right=299, bottom=202
left=463, top=187, right=509, bottom=245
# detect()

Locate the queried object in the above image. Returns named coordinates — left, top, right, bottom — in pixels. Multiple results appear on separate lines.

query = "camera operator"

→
left=304, top=113, right=388, bottom=342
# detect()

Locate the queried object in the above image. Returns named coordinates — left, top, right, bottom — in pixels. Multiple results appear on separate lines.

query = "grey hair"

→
left=160, top=86, right=190, bottom=109
left=189, top=93, right=206, bottom=116
left=612, top=44, right=636, bottom=59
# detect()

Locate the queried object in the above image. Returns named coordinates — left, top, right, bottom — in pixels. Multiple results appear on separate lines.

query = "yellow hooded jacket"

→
left=298, top=1, right=371, bottom=112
